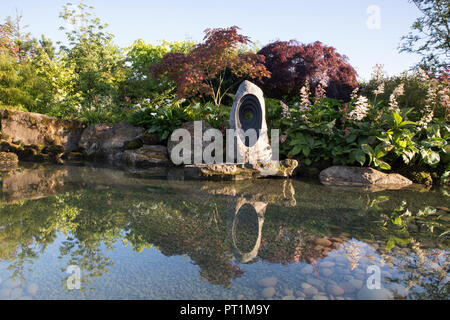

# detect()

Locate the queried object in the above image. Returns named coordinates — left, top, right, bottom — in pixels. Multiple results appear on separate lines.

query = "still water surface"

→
left=0, top=164, right=448, bottom=300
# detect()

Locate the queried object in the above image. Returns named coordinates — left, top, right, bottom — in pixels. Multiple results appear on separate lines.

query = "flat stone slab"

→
left=183, top=159, right=298, bottom=180
left=319, top=166, right=413, bottom=188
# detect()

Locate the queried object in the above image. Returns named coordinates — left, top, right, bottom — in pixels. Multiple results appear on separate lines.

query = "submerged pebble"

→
left=320, top=268, right=333, bottom=277
left=261, top=287, right=276, bottom=299
left=301, top=265, right=314, bottom=274
left=283, top=289, right=293, bottom=296
left=301, top=283, right=312, bottom=289
left=327, top=284, right=345, bottom=296
left=349, top=279, right=363, bottom=289
left=27, top=284, right=39, bottom=296
left=258, top=277, right=278, bottom=288
left=303, top=286, right=319, bottom=297
left=306, top=277, right=324, bottom=290
left=339, top=282, right=357, bottom=294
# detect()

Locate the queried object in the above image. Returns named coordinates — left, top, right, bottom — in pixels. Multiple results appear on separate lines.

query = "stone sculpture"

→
left=229, top=80, right=272, bottom=164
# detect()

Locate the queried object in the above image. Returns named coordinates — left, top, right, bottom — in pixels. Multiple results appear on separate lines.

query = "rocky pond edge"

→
left=0, top=108, right=432, bottom=189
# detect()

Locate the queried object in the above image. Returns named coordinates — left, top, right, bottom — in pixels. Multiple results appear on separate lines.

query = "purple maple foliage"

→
left=257, top=40, right=359, bottom=101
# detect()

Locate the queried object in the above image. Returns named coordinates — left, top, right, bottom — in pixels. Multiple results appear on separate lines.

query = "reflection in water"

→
left=0, top=164, right=448, bottom=300
left=229, top=199, right=266, bottom=263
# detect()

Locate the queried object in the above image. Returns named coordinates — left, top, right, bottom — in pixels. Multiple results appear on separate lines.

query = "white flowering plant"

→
left=267, top=71, right=449, bottom=183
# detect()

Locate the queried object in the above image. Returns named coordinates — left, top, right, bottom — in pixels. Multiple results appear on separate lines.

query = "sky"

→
left=0, top=0, right=423, bottom=80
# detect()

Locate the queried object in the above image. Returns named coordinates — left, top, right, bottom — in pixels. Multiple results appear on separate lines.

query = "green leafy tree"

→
left=58, top=1, right=127, bottom=120
left=399, top=0, right=450, bottom=73
left=120, top=39, right=195, bottom=104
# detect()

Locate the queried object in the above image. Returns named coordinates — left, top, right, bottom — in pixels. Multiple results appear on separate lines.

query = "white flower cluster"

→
left=417, top=67, right=429, bottom=82
left=348, top=95, right=370, bottom=121
left=315, top=79, right=327, bottom=99
left=373, top=82, right=385, bottom=96
left=439, top=86, right=449, bottom=112
left=418, top=86, right=437, bottom=129
left=371, top=63, right=387, bottom=83
left=388, top=83, right=405, bottom=113
left=350, top=87, right=359, bottom=100
left=299, top=80, right=311, bottom=111
left=280, top=101, right=290, bottom=117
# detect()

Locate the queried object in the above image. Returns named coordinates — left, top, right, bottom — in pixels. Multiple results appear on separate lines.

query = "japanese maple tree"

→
left=257, top=40, right=358, bottom=100
left=150, top=26, right=270, bottom=107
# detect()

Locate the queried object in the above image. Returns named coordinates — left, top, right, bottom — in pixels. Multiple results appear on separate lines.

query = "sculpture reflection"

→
left=228, top=199, right=266, bottom=263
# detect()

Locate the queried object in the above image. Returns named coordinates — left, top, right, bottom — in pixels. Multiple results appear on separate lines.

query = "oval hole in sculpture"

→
left=237, top=94, right=262, bottom=147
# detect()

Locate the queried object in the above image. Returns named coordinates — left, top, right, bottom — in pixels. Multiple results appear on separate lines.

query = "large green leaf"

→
left=361, top=144, right=374, bottom=155
left=374, top=158, right=391, bottom=170
left=352, top=150, right=366, bottom=166
left=392, top=112, right=403, bottom=126
left=398, top=121, right=416, bottom=128
left=290, top=145, right=302, bottom=156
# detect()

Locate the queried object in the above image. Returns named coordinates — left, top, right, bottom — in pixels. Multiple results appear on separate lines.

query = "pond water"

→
left=0, top=163, right=448, bottom=300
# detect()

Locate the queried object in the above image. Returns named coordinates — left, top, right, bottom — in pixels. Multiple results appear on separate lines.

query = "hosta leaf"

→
left=352, top=150, right=366, bottom=166
left=374, top=158, right=391, bottom=170
left=392, top=112, right=403, bottom=126
left=290, top=145, right=302, bottom=156
left=302, top=146, right=311, bottom=157
left=361, top=144, right=374, bottom=155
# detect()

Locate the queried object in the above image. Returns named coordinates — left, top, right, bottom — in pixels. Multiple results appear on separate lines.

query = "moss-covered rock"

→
left=411, top=171, right=433, bottom=186
left=27, top=154, right=51, bottom=163
left=139, top=132, right=160, bottom=145
left=41, top=145, right=65, bottom=155
left=0, top=152, right=18, bottom=165
left=123, top=139, right=143, bottom=150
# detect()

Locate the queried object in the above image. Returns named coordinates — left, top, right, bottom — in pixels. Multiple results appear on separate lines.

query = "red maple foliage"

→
left=150, top=26, right=271, bottom=107
left=257, top=40, right=359, bottom=101
left=0, top=22, right=19, bottom=58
